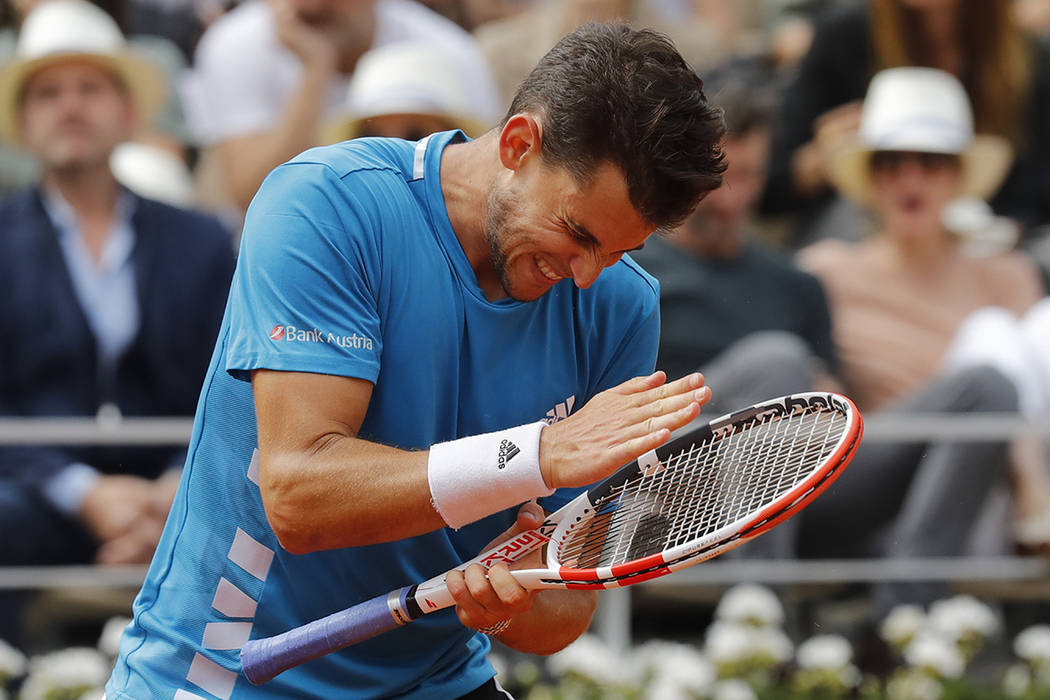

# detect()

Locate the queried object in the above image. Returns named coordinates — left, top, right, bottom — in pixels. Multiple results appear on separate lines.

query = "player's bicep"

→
left=253, top=369, right=373, bottom=460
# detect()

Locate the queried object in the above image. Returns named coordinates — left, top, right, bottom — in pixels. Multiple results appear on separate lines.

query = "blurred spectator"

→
left=183, top=0, right=501, bottom=213
left=324, top=40, right=489, bottom=144
left=762, top=0, right=1050, bottom=247
left=793, top=68, right=1046, bottom=611
left=0, top=0, right=235, bottom=571
left=0, top=0, right=196, bottom=195
left=473, top=0, right=728, bottom=110
left=631, top=59, right=837, bottom=415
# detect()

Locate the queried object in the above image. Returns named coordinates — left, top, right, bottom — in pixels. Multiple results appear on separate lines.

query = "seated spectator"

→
left=631, top=59, right=837, bottom=418
left=325, top=40, right=489, bottom=143
left=182, top=0, right=501, bottom=213
left=762, top=0, right=1050, bottom=247
left=0, top=0, right=235, bottom=574
left=794, top=67, right=1046, bottom=612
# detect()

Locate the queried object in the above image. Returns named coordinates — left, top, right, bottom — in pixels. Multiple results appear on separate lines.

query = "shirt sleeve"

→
left=225, top=161, right=384, bottom=383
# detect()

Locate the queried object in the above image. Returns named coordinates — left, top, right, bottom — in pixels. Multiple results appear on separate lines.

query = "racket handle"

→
left=241, top=589, right=405, bottom=684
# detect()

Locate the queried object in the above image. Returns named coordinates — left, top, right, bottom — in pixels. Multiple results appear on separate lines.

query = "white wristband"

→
left=428, top=421, right=553, bottom=529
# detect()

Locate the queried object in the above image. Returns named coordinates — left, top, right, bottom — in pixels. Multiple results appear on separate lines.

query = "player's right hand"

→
left=538, top=371, right=710, bottom=490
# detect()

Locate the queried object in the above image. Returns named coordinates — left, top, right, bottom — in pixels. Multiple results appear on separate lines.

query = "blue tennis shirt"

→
left=106, top=130, right=659, bottom=699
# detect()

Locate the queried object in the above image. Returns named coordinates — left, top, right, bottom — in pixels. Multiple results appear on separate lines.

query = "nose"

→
left=568, top=252, right=603, bottom=289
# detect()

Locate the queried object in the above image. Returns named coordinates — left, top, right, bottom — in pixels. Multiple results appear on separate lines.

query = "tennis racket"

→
left=241, top=391, right=862, bottom=684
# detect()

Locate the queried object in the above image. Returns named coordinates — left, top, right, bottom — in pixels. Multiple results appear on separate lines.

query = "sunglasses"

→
left=870, top=150, right=961, bottom=173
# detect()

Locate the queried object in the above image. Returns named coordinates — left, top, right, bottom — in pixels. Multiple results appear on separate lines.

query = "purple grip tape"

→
left=241, top=590, right=402, bottom=684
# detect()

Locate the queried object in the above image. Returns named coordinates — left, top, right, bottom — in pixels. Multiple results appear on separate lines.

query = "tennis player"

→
left=106, top=22, right=726, bottom=699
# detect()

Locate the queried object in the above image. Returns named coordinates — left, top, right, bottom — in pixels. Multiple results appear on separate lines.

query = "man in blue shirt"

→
left=108, top=22, right=726, bottom=699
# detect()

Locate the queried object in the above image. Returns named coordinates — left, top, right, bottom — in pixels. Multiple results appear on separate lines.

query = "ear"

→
left=497, top=113, right=542, bottom=172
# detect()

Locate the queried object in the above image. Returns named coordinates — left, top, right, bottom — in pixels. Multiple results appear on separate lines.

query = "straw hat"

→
left=0, top=0, right=167, bottom=143
left=326, top=41, right=489, bottom=143
left=827, top=67, right=1013, bottom=207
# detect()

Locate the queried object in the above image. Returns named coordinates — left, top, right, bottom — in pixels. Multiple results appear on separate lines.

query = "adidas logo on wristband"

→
left=497, top=440, right=520, bottom=469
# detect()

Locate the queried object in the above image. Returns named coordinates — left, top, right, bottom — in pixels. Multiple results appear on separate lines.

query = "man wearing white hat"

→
left=0, top=0, right=235, bottom=578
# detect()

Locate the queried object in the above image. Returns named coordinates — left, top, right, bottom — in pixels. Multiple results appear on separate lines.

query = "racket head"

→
left=542, top=392, right=862, bottom=588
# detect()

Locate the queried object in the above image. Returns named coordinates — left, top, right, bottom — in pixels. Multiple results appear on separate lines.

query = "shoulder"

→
left=245, top=139, right=420, bottom=242
left=264, top=139, right=417, bottom=213
left=586, top=256, right=660, bottom=318
left=970, top=250, right=1044, bottom=299
left=288, top=137, right=415, bottom=179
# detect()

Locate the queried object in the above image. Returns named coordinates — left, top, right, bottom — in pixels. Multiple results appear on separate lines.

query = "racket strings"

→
left=557, top=408, right=847, bottom=569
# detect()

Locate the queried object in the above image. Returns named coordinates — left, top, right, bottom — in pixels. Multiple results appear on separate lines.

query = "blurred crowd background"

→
left=4, top=0, right=1050, bottom=686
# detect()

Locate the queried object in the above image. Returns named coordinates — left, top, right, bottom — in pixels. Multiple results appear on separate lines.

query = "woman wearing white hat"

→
left=794, top=67, right=1049, bottom=610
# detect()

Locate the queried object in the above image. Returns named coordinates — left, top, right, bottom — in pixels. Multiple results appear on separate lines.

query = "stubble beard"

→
left=484, top=183, right=525, bottom=301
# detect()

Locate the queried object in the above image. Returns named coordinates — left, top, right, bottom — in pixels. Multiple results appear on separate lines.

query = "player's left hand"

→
left=446, top=501, right=545, bottom=633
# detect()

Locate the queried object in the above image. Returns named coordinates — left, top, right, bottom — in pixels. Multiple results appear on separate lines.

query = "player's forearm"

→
left=259, top=435, right=445, bottom=553
left=494, top=589, right=598, bottom=655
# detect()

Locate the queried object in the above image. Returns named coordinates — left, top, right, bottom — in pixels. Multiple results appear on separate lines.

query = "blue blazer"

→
left=0, top=186, right=236, bottom=489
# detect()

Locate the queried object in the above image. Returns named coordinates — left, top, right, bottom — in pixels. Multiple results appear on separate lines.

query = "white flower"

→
left=714, top=584, right=784, bottom=628
left=927, top=595, right=998, bottom=642
left=24, top=647, right=110, bottom=688
left=98, top=616, right=131, bottom=659
left=1002, top=662, right=1032, bottom=697
left=905, top=633, right=965, bottom=679
left=751, top=626, right=793, bottom=664
left=0, top=638, right=26, bottom=678
left=77, top=691, right=105, bottom=700
left=705, top=621, right=791, bottom=670
left=705, top=621, right=754, bottom=665
left=881, top=605, right=926, bottom=648
left=796, top=634, right=853, bottom=671
left=712, top=679, right=757, bottom=700
left=1015, top=624, right=1050, bottom=663
left=546, top=634, right=641, bottom=685
left=634, top=640, right=715, bottom=696
left=644, top=676, right=696, bottom=700
left=886, top=670, right=944, bottom=700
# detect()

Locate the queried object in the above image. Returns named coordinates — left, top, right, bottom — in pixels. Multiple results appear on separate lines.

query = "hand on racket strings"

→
left=540, top=371, right=711, bottom=490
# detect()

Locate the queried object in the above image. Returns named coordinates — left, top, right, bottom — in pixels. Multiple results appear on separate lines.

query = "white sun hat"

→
left=826, top=67, right=1013, bottom=207
left=110, top=141, right=196, bottom=207
left=0, top=0, right=167, bottom=143
left=326, top=40, right=489, bottom=143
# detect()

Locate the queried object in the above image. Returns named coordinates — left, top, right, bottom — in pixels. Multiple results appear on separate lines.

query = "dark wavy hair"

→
left=505, top=21, right=727, bottom=229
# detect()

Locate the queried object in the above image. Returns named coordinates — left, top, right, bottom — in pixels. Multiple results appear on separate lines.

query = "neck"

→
left=42, top=165, right=121, bottom=217
left=440, top=132, right=500, bottom=276
left=873, top=225, right=955, bottom=268
left=42, top=166, right=123, bottom=262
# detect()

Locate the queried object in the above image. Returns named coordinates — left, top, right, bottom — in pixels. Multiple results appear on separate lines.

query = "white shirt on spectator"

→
left=181, top=0, right=501, bottom=145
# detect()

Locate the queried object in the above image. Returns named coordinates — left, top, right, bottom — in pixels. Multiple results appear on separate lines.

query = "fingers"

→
left=447, top=563, right=532, bottom=631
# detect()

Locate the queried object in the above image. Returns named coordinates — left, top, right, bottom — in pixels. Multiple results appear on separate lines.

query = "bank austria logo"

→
left=269, top=323, right=374, bottom=351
